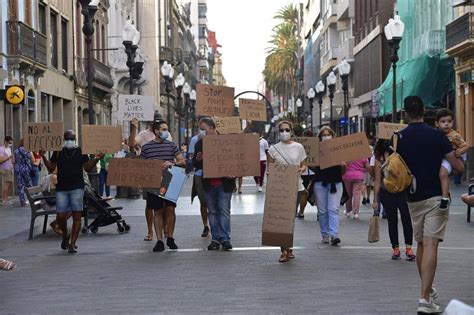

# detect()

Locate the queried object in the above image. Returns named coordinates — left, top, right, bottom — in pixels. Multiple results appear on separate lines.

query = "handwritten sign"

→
left=319, top=132, right=372, bottom=169
left=262, top=164, right=299, bottom=247
left=203, top=133, right=260, bottom=178
left=377, top=122, right=407, bottom=140
left=293, top=137, right=320, bottom=166
left=117, top=95, right=154, bottom=121
left=239, top=98, right=267, bottom=122
left=107, top=158, right=162, bottom=188
left=81, top=125, right=123, bottom=154
left=215, top=116, right=242, bottom=135
left=23, top=122, right=63, bottom=151
left=196, top=83, right=235, bottom=117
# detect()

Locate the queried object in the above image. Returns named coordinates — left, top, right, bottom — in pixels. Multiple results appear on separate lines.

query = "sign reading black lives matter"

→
left=196, top=83, right=235, bottom=117
left=23, top=122, right=64, bottom=152
left=117, top=95, right=155, bottom=121
left=203, top=134, right=260, bottom=178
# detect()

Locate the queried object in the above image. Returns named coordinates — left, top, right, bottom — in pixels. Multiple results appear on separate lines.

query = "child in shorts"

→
left=436, top=109, right=468, bottom=209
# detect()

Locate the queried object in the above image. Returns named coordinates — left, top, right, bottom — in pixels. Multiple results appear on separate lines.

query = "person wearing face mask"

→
left=41, top=130, right=102, bottom=254
left=140, top=120, right=186, bottom=252
left=267, top=121, right=307, bottom=263
left=13, top=138, right=34, bottom=207
left=0, top=136, right=15, bottom=206
left=312, top=126, right=344, bottom=246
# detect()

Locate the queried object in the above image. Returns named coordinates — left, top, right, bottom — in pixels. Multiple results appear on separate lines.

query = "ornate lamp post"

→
left=384, top=15, right=405, bottom=123
left=306, top=88, right=315, bottom=131
left=339, top=58, right=351, bottom=135
left=160, top=61, right=175, bottom=124
left=122, top=20, right=141, bottom=95
left=183, top=82, right=191, bottom=144
left=296, top=97, right=303, bottom=123
left=174, top=73, right=186, bottom=144
left=315, top=80, right=325, bottom=129
left=326, top=71, right=337, bottom=130
left=189, top=89, right=197, bottom=134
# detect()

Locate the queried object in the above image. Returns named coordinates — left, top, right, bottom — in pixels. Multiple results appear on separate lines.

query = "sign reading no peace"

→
left=107, top=158, right=163, bottom=188
left=196, top=84, right=235, bottom=117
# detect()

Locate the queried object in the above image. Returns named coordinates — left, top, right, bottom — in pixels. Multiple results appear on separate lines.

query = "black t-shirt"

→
left=396, top=122, right=452, bottom=202
left=50, top=148, right=90, bottom=191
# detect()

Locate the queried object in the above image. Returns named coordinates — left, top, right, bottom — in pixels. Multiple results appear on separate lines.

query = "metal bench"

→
left=25, top=186, right=56, bottom=240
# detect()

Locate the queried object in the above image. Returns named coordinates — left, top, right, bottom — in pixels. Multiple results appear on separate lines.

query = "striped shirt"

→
left=140, top=140, right=179, bottom=162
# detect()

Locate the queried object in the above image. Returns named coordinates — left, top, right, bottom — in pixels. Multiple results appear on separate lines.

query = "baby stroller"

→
left=81, top=176, right=130, bottom=235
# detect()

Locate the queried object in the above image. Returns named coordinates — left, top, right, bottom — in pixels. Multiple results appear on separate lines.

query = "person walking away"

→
left=397, top=96, right=464, bottom=313
left=31, top=152, right=42, bottom=186
left=193, top=117, right=236, bottom=251
left=372, top=139, right=415, bottom=261
left=140, top=120, right=186, bottom=252
left=14, top=139, right=34, bottom=207
left=267, top=121, right=307, bottom=262
left=0, top=136, right=14, bottom=206
left=435, top=109, right=468, bottom=209
left=41, top=130, right=101, bottom=254
left=312, top=127, right=344, bottom=246
left=343, top=158, right=369, bottom=219
left=254, top=135, right=269, bottom=193
left=362, top=137, right=375, bottom=205
left=98, top=153, right=113, bottom=198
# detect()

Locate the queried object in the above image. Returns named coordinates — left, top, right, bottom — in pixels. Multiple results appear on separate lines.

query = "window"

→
left=199, top=26, right=206, bottom=38
left=61, top=18, right=68, bottom=72
left=198, top=4, right=207, bottom=18
left=38, top=3, right=46, bottom=34
left=75, top=2, right=82, bottom=58
left=50, top=12, right=58, bottom=68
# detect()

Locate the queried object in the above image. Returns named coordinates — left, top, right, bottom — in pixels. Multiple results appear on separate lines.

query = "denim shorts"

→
left=56, top=189, right=84, bottom=213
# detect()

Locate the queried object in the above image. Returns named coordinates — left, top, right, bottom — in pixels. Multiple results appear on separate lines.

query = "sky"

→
left=207, top=0, right=300, bottom=96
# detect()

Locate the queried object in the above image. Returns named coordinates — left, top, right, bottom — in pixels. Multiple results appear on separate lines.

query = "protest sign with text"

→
left=23, top=122, right=63, bottom=152
left=196, top=84, right=235, bottom=117
left=262, top=164, right=299, bottom=247
left=117, top=95, right=154, bottom=121
left=319, top=132, right=371, bottom=169
left=107, top=158, right=162, bottom=188
left=238, top=98, right=267, bottom=122
left=377, top=122, right=407, bottom=140
left=203, top=133, right=260, bottom=178
left=293, top=137, right=320, bottom=166
left=81, top=125, right=123, bottom=154
left=215, top=116, right=242, bottom=135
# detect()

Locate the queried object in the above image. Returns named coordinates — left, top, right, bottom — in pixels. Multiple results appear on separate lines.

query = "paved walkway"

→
left=1, top=178, right=473, bottom=314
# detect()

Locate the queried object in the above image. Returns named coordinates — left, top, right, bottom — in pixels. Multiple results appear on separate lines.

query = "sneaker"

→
left=354, top=213, right=359, bottom=220
left=362, top=198, right=367, bottom=205
left=67, top=245, right=77, bottom=254
left=430, top=288, right=440, bottom=305
left=322, top=235, right=330, bottom=244
left=207, top=241, right=220, bottom=251
left=406, top=248, right=416, bottom=261
left=417, top=298, right=442, bottom=313
left=392, top=246, right=401, bottom=260
left=331, top=237, right=341, bottom=246
left=153, top=240, right=165, bottom=252
left=201, top=226, right=210, bottom=237
left=366, top=198, right=370, bottom=204
left=166, top=237, right=178, bottom=250
left=440, top=197, right=450, bottom=210
left=258, top=186, right=263, bottom=193
left=345, top=211, right=352, bottom=218
left=60, top=238, right=69, bottom=250
left=221, top=241, right=233, bottom=251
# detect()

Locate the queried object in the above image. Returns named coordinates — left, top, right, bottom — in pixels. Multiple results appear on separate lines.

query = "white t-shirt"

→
left=268, top=141, right=307, bottom=191
left=259, top=138, right=269, bottom=161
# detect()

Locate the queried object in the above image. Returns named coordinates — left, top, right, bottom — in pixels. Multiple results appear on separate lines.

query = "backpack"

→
left=381, top=133, right=413, bottom=194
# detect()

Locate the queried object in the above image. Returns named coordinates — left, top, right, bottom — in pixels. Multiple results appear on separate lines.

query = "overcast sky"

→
left=207, top=0, right=300, bottom=96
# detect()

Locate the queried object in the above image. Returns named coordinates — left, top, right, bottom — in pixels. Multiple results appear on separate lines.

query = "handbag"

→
left=368, top=215, right=380, bottom=243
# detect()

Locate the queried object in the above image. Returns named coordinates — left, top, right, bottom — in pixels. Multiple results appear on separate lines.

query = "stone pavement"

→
left=0, top=178, right=473, bottom=314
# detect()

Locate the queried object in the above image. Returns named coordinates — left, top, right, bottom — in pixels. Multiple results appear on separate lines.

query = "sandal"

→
left=279, top=252, right=289, bottom=263
left=287, top=249, right=295, bottom=259
left=50, top=222, right=63, bottom=236
left=0, top=258, right=17, bottom=271
left=143, top=234, right=153, bottom=242
left=296, top=212, right=305, bottom=219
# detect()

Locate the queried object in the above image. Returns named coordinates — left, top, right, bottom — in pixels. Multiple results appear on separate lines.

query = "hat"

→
left=153, top=111, right=163, bottom=122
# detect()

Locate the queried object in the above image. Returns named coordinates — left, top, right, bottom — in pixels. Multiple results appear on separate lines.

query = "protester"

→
left=342, top=158, right=368, bottom=219
left=267, top=121, right=307, bottom=262
left=372, top=139, right=415, bottom=261
left=312, top=127, right=344, bottom=246
left=14, top=139, right=34, bottom=207
left=235, top=177, right=243, bottom=194
left=140, top=120, right=186, bottom=252
left=362, top=137, right=375, bottom=205
left=435, top=109, right=469, bottom=209
left=0, top=136, right=14, bottom=206
left=99, top=153, right=113, bottom=198
left=41, top=130, right=101, bottom=254
left=31, top=151, right=42, bottom=186
left=189, top=129, right=210, bottom=237
left=254, top=135, right=269, bottom=193
left=461, top=193, right=474, bottom=207
left=297, top=130, right=314, bottom=219
left=396, top=96, right=464, bottom=313
left=193, top=117, right=236, bottom=251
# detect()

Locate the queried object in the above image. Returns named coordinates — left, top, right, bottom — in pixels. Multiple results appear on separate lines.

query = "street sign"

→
left=5, top=85, right=25, bottom=106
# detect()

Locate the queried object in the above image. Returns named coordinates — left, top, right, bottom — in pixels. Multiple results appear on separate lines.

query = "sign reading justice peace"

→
left=196, top=83, right=235, bottom=117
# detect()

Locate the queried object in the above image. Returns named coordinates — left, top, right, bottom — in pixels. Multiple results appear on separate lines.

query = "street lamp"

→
left=161, top=61, right=175, bottom=125
left=174, top=73, right=185, bottom=144
left=327, top=71, right=337, bottom=130
left=315, top=80, right=325, bottom=129
left=183, top=82, right=191, bottom=144
left=384, top=15, right=405, bottom=123
left=306, top=88, right=316, bottom=131
left=189, top=89, right=197, bottom=134
left=78, top=0, right=100, bottom=125
left=339, top=58, right=351, bottom=135
left=122, top=20, right=141, bottom=94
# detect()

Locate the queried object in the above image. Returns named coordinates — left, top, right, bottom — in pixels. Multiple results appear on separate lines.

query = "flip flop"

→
left=144, top=235, right=153, bottom=241
left=0, top=258, right=17, bottom=271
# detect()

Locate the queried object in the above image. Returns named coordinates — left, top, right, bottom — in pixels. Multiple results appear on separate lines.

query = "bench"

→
left=468, top=184, right=474, bottom=223
left=25, top=186, right=57, bottom=240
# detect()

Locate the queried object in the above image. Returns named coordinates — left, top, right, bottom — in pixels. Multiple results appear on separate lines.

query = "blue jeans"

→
left=99, top=169, right=110, bottom=197
left=31, top=166, right=40, bottom=186
left=314, top=182, right=343, bottom=238
left=205, top=185, right=232, bottom=243
left=56, top=189, right=84, bottom=212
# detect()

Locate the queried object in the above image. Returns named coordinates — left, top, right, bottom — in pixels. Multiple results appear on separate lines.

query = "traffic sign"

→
left=5, top=85, right=25, bottom=106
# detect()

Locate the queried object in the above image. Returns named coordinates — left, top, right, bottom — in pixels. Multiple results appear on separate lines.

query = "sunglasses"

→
left=279, top=129, right=291, bottom=133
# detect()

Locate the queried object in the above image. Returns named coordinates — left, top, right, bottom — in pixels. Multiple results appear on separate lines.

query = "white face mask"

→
left=7, top=144, right=12, bottom=148
left=63, top=140, right=77, bottom=149
left=321, top=135, right=332, bottom=141
left=279, top=131, right=291, bottom=141
left=198, top=129, right=206, bottom=137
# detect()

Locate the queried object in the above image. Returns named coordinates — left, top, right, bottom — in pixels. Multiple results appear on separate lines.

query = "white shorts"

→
left=441, top=159, right=452, bottom=174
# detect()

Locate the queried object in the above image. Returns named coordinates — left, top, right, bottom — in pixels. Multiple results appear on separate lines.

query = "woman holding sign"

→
left=267, top=121, right=307, bottom=263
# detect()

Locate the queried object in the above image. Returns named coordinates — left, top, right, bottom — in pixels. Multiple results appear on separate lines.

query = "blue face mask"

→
left=159, top=131, right=169, bottom=141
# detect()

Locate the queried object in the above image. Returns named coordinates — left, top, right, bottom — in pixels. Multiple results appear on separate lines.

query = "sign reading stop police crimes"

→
left=319, top=132, right=372, bottom=169
left=23, top=122, right=64, bottom=152
left=203, top=133, right=260, bottom=178
left=196, top=83, right=235, bottom=117
left=117, top=94, right=154, bottom=121
left=5, top=85, right=25, bottom=106
left=81, top=125, right=123, bottom=154
left=239, top=98, right=267, bottom=122
left=107, top=158, right=163, bottom=188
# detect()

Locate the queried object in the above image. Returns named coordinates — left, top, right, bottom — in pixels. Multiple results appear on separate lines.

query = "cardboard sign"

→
left=23, top=122, right=64, bottom=151
left=293, top=137, right=320, bottom=166
left=117, top=94, right=154, bottom=121
left=81, top=125, right=123, bottom=154
left=262, top=164, right=299, bottom=247
left=377, top=122, right=408, bottom=140
left=203, top=133, right=260, bottom=178
left=215, top=116, right=242, bottom=135
left=107, top=158, right=162, bottom=188
left=319, top=132, right=372, bottom=169
left=239, top=98, right=267, bottom=122
left=158, top=167, right=188, bottom=203
left=196, top=83, right=235, bottom=117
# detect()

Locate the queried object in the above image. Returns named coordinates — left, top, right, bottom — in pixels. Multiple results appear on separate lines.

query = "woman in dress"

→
left=14, top=139, right=34, bottom=207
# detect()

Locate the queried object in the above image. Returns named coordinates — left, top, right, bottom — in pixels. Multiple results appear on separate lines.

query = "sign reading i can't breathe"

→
left=196, top=83, right=235, bottom=117
left=239, top=98, right=267, bottom=122
left=23, top=122, right=64, bottom=152
left=117, top=95, right=154, bottom=121
left=319, top=132, right=372, bottom=169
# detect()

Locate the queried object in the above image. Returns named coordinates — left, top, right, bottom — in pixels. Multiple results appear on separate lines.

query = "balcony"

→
left=159, top=46, right=174, bottom=62
left=446, top=12, right=474, bottom=57
left=337, top=0, right=350, bottom=21
left=320, top=48, right=339, bottom=75
left=6, top=21, right=47, bottom=69
left=337, top=37, right=354, bottom=62
left=75, top=57, right=113, bottom=90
